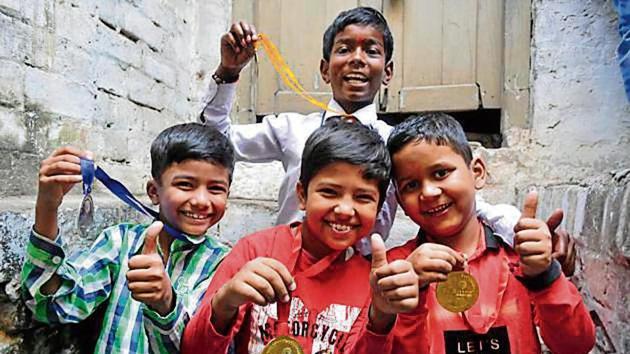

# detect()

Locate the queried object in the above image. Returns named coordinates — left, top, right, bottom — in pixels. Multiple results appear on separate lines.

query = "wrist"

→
left=368, top=304, right=396, bottom=334
left=214, top=65, right=240, bottom=84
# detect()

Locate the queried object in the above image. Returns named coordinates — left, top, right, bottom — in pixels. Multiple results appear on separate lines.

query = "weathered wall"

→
left=0, top=0, right=233, bottom=352
left=495, top=0, right=630, bottom=352
left=0, top=0, right=629, bottom=353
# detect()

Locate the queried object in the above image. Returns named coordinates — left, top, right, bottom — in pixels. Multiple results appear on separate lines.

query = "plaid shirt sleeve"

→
left=142, top=240, right=228, bottom=353
left=20, top=226, right=121, bottom=324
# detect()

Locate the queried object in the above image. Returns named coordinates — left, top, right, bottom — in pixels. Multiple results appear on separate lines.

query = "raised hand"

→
left=514, top=191, right=553, bottom=278
left=35, top=146, right=93, bottom=238
left=127, top=221, right=175, bottom=316
left=211, top=257, right=296, bottom=333
left=368, top=234, right=419, bottom=333
left=406, top=242, right=465, bottom=289
left=216, top=21, right=259, bottom=81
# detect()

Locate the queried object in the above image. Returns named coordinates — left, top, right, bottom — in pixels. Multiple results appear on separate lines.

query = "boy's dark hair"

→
left=300, top=120, right=391, bottom=209
left=387, top=113, right=473, bottom=167
left=322, top=6, right=394, bottom=64
left=150, top=123, right=235, bottom=183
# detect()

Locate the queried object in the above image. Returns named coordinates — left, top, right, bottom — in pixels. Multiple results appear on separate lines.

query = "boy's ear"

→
left=382, top=60, right=394, bottom=86
left=296, top=181, right=307, bottom=211
left=146, top=180, right=160, bottom=205
left=470, top=157, right=487, bottom=190
left=320, top=59, right=331, bottom=84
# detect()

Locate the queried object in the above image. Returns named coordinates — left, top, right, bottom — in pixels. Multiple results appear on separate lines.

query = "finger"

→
left=40, top=159, right=82, bottom=177
left=381, top=285, right=418, bottom=301
left=49, top=146, right=89, bottom=159
left=262, top=258, right=296, bottom=292
left=232, top=22, right=247, bottom=47
left=224, top=32, right=240, bottom=53
left=376, top=271, right=416, bottom=292
left=237, top=283, right=268, bottom=307
left=39, top=174, right=83, bottom=185
left=514, top=218, right=546, bottom=233
left=421, top=272, right=449, bottom=284
left=515, top=241, right=549, bottom=257
left=142, top=221, right=163, bottom=255
left=520, top=190, right=538, bottom=220
left=126, top=266, right=162, bottom=281
left=127, top=281, right=161, bottom=294
left=546, top=208, right=564, bottom=231
left=374, top=260, right=411, bottom=279
left=514, top=228, right=550, bottom=245
left=551, top=229, right=568, bottom=260
left=416, top=258, right=456, bottom=274
left=240, top=21, right=253, bottom=44
left=427, top=244, right=465, bottom=264
left=250, top=24, right=258, bottom=40
left=244, top=272, right=279, bottom=303
left=371, top=233, right=388, bottom=270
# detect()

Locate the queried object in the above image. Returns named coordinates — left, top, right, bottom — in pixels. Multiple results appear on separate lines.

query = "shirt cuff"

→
left=27, top=228, right=66, bottom=268
left=517, top=259, right=562, bottom=291
left=143, top=297, right=185, bottom=332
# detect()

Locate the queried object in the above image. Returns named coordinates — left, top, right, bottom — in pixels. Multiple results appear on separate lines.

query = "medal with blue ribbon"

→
left=78, top=158, right=200, bottom=243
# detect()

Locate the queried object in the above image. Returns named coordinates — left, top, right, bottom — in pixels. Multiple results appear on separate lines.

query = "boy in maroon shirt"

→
left=384, top=113, right=595, bottom=354
left=182, top=121, right=418, bottom=353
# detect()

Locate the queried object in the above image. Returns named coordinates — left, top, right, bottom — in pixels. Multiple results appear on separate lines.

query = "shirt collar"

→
left=415, top=221, right=507, bottom=251
left=323, top=99, right=378, bottom=125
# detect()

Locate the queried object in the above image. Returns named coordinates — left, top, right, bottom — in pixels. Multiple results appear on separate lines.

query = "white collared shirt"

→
left=199, top=81, right=520, bottom=246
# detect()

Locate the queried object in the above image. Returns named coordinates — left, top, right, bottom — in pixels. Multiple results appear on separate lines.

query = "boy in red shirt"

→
left=182, top=121, right=419, bottom=353
left=384, top=113, right=595, bottom=354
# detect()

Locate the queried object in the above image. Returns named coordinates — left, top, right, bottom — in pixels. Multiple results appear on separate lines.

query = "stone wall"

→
left=0, top=0, right=232, bottom=351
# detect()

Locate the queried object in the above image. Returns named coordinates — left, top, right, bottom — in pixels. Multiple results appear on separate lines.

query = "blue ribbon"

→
left=80, top=158, right=191, bottom=243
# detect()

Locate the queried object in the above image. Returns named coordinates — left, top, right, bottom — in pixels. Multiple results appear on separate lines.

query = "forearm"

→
left=34, top=198, right=59, bottom=240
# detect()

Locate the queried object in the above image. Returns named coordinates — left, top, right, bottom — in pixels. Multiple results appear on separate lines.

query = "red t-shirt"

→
left=385, top=221, right=595, bottom=354
left=181, top=224, right=388, bottom=354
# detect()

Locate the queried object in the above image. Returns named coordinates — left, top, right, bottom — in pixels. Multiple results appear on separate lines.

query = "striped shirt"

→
left=21, top=222, right=229, bottom=353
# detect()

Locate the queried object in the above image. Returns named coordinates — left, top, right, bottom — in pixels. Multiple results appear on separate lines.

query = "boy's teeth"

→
left=330, top=223, right=352, bottom=232
left=182, top=211, right=207, bottom=220
left=426, top=203, right=450, bottom=214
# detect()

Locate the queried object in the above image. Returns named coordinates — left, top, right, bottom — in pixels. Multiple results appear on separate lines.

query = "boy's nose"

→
left=349, top=48, right=367, bottom=66
left=420, top=183, right=441, bottom=199
left=190, top=190, right=212, bottom=208
left=334, top=200, right=355, bottom=217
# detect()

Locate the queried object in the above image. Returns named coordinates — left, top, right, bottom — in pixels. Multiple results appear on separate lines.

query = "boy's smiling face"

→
left=147, top=159, right=230, bottom=237
left=392, top=141, right=485, bottom=242
left=320, top=24, right=393, bottom=114
left=297, top=161, right=380, bottom=259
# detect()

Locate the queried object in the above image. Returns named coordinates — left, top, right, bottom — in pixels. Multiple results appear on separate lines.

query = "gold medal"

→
left=262, top=336, right=304, bottom=354
left=436, top=271, right=479, bottom=312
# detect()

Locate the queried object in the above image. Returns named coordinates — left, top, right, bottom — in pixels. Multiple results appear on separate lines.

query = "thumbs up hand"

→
left=368, top=234, right=419, bottom=333
left=127, top=221, right=175, bottom=315
left=514, top=191, right=553, bottom=278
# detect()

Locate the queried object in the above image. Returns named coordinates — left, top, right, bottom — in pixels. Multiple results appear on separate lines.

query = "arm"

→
left=142, top=232, right=229, bottom=353
left=181, top=239, right=295, bottom=354
left=20, top=225, right=120, bottom=324
left=514, top=192, right=595, bottom=354
left=528, top=265, right=595, bottom=354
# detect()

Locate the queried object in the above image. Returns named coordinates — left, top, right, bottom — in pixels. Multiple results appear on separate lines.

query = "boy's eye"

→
left=356, top=193, right=377, bottom=203
left=318, top=188, right=337, bottom=197
left=176, top=181, right=194, bottom=190
left=208, top=185, right=228, bottom=195
left=335, top=46, right=350, bottom=54
left=401, top=180, right=420, bottom=193
left=433, top=169, right=451, bottom=179
left=366, top=46, right=382, bottom=56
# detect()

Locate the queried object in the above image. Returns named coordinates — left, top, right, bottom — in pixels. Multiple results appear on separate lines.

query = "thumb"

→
left=520, top=190, right=538, bottom=220
left=142, top=221, right=163, bottom=255
left=370, top=233, right=388, bottom=270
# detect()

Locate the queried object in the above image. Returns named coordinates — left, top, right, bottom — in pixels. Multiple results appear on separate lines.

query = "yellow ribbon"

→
left=255, top=33, right=346, bottom=116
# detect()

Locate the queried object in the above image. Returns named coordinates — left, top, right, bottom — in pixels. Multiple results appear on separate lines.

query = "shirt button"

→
left=52, top=256, right=62, bottom=265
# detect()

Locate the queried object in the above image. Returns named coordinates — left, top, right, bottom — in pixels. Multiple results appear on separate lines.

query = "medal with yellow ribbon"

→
left=255, top=34, right=347, bottom=117
left=436, top=254, right=479, bottom=312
